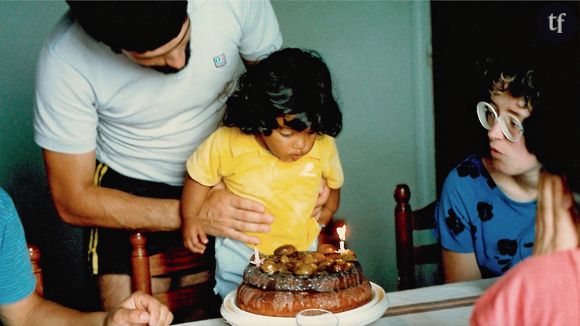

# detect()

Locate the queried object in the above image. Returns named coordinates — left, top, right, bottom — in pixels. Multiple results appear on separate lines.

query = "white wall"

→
left=272, top=0, right=436, bottom=290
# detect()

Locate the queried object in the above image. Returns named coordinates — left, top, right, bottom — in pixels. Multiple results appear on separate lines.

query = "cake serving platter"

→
left=220, top=282, right=389, bottom=326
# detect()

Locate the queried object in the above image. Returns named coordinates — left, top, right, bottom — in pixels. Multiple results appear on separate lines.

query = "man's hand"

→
left=104, top=291, right=173, bottom=326
left=534, top=172, right=580, bottom=255
left=197, top=183, right=273, bottom=244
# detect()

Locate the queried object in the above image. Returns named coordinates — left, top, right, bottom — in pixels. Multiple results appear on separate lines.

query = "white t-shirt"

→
left=34, top=0, right=282, bottom=185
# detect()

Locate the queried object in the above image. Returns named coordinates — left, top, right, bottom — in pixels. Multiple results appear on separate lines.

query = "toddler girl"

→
left=180, top=48, right=344, bottom=298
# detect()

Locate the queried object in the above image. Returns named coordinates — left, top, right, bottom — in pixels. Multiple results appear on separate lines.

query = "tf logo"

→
left=537, top=3, right=577, bottom=43
left=213, top=53, right=227, bottom=68
left=549, top=12, right=567, bottom=34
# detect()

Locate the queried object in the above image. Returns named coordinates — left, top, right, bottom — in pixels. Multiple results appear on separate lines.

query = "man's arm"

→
left=0, top=292, right=106, bottom=326
left=0, top=291, right=172, bottom=326
left=43, top=149, right=180, bottom=231
left=442, top=249, right=482, bottom=283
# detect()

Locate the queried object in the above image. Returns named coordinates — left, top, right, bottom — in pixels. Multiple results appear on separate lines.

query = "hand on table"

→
left=104, top=291, right=173, bottom=326
left=533, top=172, right=580, bottom=255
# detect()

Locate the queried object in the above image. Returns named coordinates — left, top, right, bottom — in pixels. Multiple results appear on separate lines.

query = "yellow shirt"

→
left=186, top=127, right=344, bottom=255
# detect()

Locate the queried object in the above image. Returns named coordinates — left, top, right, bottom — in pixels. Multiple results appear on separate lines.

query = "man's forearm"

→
left=43, top=149, right=181, bottom=231
left=1, top=294, right=106, bottom=326
left=57, top=185, right=181, bottom=231
left=27, top=304, right=106, bottom=326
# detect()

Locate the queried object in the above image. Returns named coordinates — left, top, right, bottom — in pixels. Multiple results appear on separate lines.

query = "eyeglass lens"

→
left=503, top=115, right=523, bottom=137
left=476, top=101, right=523, bottom=142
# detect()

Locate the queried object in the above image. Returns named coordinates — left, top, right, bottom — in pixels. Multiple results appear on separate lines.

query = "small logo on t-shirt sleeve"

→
left=213, top=53, right=227, bottom=68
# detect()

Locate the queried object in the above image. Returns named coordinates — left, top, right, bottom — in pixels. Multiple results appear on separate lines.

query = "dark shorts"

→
left=87, top=162, right=183, bottom=275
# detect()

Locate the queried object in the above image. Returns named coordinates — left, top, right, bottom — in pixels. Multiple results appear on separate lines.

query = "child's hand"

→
left=183, top=219, right=208, bottom=254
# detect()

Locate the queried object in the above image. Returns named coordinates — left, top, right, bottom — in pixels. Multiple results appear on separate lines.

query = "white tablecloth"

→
left=175, top=278, right=497, bottom=326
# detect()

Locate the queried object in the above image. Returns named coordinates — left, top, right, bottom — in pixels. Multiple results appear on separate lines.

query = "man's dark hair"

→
left=223, top=48, right=342, bottom=137
left=66, top=1, right=188, bottom=53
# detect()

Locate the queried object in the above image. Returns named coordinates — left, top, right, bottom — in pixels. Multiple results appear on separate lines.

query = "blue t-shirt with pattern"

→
left=0, top=187, right=36, bottom=304
left=435, top=155, right=536, bottom=277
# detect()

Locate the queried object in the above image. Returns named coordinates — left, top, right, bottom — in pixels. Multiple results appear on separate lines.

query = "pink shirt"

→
left=471, top=248, right=580, bottom=326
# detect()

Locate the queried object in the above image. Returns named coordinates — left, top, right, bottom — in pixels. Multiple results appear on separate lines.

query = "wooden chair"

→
left=318, top=218, right=346, bottom=248
left=394, top=184, right=442, bottom=290
left=129, top=232, right=220, bottom=322
left=28, top=244, right=44, bottom=296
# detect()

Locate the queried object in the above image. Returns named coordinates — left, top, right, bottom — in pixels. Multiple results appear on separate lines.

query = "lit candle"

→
left=337, top=225, right=347, bottom=254
left=250, top=246, right=264, bottom=267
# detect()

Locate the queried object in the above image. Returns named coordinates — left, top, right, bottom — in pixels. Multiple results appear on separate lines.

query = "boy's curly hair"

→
left=223, top=48, right=342, bottom=137
left=480, top=56, right=541, bottom=111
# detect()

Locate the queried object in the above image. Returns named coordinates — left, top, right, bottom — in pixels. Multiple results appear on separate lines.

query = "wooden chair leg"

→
left=130, top=232, right=152, bottom=294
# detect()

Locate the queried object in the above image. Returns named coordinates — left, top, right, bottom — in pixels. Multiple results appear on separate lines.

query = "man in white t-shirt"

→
left=33, top=0, right=285, bottom=309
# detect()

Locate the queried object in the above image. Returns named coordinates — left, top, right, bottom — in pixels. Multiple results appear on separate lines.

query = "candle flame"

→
left=336, top=225, right=347, bottom=241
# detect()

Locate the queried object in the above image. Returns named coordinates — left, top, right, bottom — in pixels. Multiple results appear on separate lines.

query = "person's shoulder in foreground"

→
left=0, top=187, right=36, bottom=306
left=471, top=248, right=580, bottom=325
left=0, top=187, right=174, bottom=326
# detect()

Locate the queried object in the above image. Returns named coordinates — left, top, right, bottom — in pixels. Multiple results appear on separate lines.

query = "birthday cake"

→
left=235, top=244, right=373, bottom=317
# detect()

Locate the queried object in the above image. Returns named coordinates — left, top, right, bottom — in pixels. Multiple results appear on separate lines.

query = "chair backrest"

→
left=394, top=184, right=442, bottom=290
left=318, top=218, right=346, bottom=248
left=129, top=232, right=219, bottom=322
left=28, top=243, right=44, bottom=296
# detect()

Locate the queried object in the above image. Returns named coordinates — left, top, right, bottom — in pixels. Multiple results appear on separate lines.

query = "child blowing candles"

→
left=180, top=48, right=344, bottom=298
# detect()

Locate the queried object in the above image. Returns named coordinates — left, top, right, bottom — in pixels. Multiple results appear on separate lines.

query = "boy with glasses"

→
left=471, top=65, right=579, bottom=325
left=435, top=57, right=541, bottom=283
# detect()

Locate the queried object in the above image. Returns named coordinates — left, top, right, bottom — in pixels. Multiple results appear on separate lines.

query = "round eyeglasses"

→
left=476, top=101, right=524, bottom=142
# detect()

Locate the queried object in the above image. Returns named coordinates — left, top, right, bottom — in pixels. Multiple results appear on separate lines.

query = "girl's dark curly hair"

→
left=223, top=48, right=342, bottom=137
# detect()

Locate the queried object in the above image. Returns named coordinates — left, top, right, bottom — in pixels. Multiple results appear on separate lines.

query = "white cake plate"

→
left=220, top=282, right=389, bottom=326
